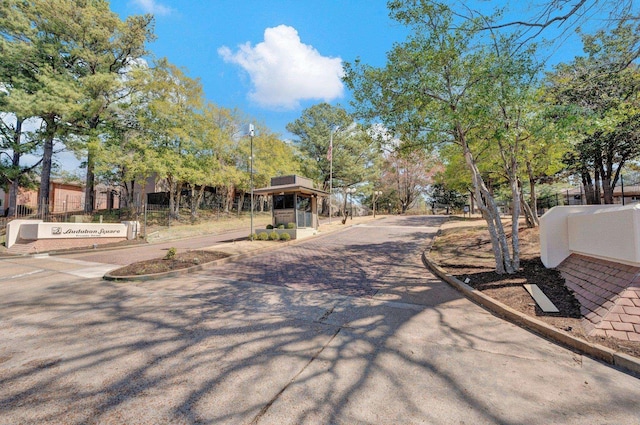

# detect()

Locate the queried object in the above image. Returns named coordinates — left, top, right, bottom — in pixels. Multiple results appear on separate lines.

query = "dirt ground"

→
left=108, top=250, right=230, bottom=276
left=428, top=217, right=640, bottom=359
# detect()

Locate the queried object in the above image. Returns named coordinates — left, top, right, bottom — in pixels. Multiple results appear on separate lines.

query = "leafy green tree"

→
left=61, top=1, right=154, bottom=212
left=344, top=1, right=540, bottom=274
left=286, top=103, right=380, bottom=215
left=546, top=20, right=640, bottom=204
left=1, top=0, right=88, bottom=214
left=134, top=59, right=206, bottom=218
left=427, top=183, right=467, bottom=214
left=378, top=143, right=439, bottom=214
left=0, top=0, right=76, bottom=214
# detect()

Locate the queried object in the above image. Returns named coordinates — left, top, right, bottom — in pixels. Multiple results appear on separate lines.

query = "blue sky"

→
left=107, top=0, right=625, bottom=140
left=109, top=0, right=409, bottom=138
left=45, top=0, right=630, bottom=173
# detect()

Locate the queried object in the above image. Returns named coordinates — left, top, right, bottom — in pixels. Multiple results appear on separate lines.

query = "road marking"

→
left=34, top=257, right=107, bottom=267
left=0, top=269, right=46, bottom=281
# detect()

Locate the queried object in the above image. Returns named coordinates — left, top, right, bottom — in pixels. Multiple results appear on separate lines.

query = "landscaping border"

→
left=421, top=251, right=640, bottom=377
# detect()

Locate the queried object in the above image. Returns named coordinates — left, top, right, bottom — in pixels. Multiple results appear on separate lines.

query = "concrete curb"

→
left=421, top=251, right=640, bottom=377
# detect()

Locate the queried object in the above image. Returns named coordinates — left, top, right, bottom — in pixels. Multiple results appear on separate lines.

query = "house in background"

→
left=2, top=181, right=120, bottom=216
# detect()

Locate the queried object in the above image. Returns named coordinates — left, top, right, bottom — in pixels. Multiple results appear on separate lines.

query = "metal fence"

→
left=1, top=194, right=271, bottom=243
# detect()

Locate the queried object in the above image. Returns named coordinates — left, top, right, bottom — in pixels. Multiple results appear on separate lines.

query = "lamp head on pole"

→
left=243, top=123, right=255, bottom=137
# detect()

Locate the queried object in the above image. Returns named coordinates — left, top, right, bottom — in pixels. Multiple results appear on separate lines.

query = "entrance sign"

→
left=6, top=220, right=138, bottom=249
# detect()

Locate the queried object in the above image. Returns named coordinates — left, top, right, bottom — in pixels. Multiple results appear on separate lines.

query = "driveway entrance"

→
left=0, top=216, right=638, bottom=424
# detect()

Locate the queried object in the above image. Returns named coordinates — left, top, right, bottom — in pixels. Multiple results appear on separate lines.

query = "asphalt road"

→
left=0, top=215, right=638, bottom=424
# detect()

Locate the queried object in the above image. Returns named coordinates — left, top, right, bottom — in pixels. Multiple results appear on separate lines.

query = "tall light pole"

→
left=248, top=123, right=255, bottom=239
left=328, top=125, right=339, bottom=224
left=373, top=190, right=382, bottom=218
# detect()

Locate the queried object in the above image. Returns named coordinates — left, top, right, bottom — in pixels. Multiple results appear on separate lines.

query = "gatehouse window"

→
left=273, top=194, right=295, bottom=209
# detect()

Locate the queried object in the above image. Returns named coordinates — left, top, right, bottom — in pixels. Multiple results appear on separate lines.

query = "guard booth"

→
left=253, top=175, right=327, bottom=236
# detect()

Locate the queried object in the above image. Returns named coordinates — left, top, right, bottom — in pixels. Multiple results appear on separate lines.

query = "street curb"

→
left=103, top=220, right=369, bottom=282
left=421, top=251, right=640, bottom=377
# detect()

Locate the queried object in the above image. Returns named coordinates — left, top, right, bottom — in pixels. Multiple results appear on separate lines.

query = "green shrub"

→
left=277, top=224, right=285, bottom=229
left=258, top=232, right=269, bottom=241
left=249, top=233, right=257, bottom=241
left=164, top=247, right=177, bottom=260
left=266, top=224, right=274, bottom=229
left=279, top=232, right=291, bottom=241
left=286, top=222, right=296, bottom=229
left=269, top=231, right=279, bottom=241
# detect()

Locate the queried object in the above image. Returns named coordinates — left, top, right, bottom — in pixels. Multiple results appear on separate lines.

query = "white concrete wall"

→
left=540, top=204, right=640, bottom=268
left=6, top=220, right=134, bottom=249
left=568, top=204, right=640, bottom=266
left=6, top=219, right=42, bottom=249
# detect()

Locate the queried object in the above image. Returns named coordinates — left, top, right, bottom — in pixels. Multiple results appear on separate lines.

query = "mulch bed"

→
left=108, top=250, right=230, bottom=277
left=429, top=221, right=640, bottom=359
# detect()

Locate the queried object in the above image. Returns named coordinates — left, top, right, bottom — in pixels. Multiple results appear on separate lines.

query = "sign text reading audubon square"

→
left=60, top=228, right=123, bottom=236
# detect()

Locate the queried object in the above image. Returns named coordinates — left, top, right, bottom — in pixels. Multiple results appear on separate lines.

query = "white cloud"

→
left=132, top=0, right=172, bottom=16
left=218, top=25, right=344, bottom=109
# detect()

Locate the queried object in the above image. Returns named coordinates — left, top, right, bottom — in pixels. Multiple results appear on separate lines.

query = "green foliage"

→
left=279, top=232, right=291, bottom=241
left=286, top=103, right=381, bottom=191
left=249, top=233, right=257, bottom=241
left=164, top=247, right=177, bottom=260
left=427, top=183, right=468, bottom=212
left=257, top=232, right=269, bottom=241
left=266, top=224, right=274, bottom=229
left=286, top=222, right=296, bottom=229
left=545, top=20, right=640, bottom=204
left=268, top=231, right=279, bottom=241
left=277, top=224, right=285, bottom=229
left=342, top=0, right=541, bottom=274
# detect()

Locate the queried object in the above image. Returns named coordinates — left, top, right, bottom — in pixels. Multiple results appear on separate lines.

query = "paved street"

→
left=0, top=216, right=639, bottom=424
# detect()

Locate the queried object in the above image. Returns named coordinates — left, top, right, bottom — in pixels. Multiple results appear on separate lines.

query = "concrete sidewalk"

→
left=1, top=216, right=639, bottom=424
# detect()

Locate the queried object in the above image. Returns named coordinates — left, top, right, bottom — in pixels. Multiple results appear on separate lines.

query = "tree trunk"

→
left=39, top=118, right=55, bottom=217
left=190, top=185, right=205, bottom=219
left=526, top=160, right=539, bottom=226
left=84, top=151, right=95, bottom=213
left=168, top=176, right=175, bottom=219
left=237, top=191, right=244, bottom=216
left=594, top=168, right=602, bottom=204
left=174, top=181, right=183, bottom=218
left=582, top=170, right=598, bottom=205
left=600, top=162, right=613, bottom=204
left=462, top=136, right=515, bottom=274
left=341, top=191, right=349, bottom=224
left=521, top=194, right=536, bottom=228
left=509, top=171, right=521, bottom=271
left=224, top=185, right=234, bottom=214
left=7, top=117, right=23, bottom=217
left=519, top=179, right=537, bottom=229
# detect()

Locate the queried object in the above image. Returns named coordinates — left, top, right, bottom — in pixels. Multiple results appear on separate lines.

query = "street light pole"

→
left=328, top=126, right=339, bottom=224
left=249, top=123, right=255, bottom=239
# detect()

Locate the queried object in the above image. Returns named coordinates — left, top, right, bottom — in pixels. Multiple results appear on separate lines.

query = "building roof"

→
left=253, top=184, right=328, bottom=197
left=253, top=175, right=328, bottom=197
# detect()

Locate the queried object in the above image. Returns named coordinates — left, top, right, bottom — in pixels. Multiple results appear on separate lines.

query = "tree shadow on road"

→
left=0, top=216, right=637, bottom=424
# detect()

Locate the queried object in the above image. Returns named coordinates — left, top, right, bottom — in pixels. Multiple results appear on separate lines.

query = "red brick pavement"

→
left=202, top=216, right=441, bottom=298
left=558, top=254, right=640, bottom=341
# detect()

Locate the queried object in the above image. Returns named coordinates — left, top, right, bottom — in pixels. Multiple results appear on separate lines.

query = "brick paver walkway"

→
left=559, top=254, right=640, bottom=341
left=205, top=216, right=440, bottom=298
